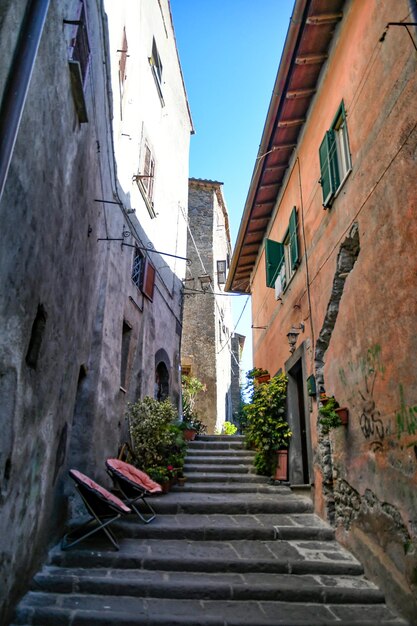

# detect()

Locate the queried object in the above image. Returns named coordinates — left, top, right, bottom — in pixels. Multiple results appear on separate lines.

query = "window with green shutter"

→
left=265, top=239, right=284, bottom=288
left=265, top=207, right=300, bottom=295
left=319, top=101, right=351, bottom=208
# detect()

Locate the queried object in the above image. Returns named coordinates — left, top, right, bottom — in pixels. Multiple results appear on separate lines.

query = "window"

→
left=319, top=101, right=351, bottom=208
left=132, top=247, right=144, bottom=288
left=131, top=247, right=156, bottom=301
left=118, top=26, right=128, bottom=115
left=217, top=260, right=227, bottom=285
left=67, top=1, right=91, bottom=123
left=265, top=207, right=300, bottom=298
left=120, top=320, right=132, bottom=390
left=149, top=38, right=164, bottom=104
left=135, top=142, right=156, bottom=218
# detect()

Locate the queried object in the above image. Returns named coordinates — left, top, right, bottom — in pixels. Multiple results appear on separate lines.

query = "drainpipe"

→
left=0, top=0, right=51, bottom=202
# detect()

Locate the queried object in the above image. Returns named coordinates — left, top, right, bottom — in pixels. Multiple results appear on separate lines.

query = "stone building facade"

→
left=227, top=0, right=417, bottom=621
left=182, top=179, right=234, bottom=434
left=0, top=0, right=192, bottom=621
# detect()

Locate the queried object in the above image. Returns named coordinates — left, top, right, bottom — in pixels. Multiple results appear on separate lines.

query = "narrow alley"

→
left=12, top=436, right=408, bottom=625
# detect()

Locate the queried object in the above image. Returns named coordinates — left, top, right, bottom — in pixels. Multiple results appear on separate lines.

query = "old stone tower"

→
left=182, top=179, right=234, bottom=434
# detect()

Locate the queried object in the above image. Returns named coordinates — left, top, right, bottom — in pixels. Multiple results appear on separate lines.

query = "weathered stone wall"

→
left=182, top=180, right=233, bottom=434
left=0, top=1, right=191, bottom=621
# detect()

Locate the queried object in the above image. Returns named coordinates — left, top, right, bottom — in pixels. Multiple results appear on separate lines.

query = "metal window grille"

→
left=132, top=248, right=143, bottom=288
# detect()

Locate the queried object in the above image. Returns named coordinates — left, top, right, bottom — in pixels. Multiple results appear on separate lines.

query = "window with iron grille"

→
left=132, top=248, right=144, bottom=288
left=131, top=248, right=155, bottom=301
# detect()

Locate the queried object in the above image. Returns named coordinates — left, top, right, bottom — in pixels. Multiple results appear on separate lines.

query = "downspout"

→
left=0, top=0, right=51, bottom=202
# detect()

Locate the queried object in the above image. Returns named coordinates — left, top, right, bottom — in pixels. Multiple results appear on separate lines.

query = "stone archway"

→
left=155, top=349, right=170, bottom=401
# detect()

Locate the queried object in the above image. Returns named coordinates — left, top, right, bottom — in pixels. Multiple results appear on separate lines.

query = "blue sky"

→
left=170, top=0, right=295, bottom=376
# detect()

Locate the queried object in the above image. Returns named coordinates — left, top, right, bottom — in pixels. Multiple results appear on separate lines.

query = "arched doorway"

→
left=154, top=349, right=170, bottom=401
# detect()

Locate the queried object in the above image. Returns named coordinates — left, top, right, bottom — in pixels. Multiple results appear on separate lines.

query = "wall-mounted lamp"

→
left=286, top=323, right=305, bottom=354
left=198, top=274, right=212, bottom=291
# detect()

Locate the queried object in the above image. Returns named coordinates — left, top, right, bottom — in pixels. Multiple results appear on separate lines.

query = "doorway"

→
left=286, top=355, right=311, bottom=485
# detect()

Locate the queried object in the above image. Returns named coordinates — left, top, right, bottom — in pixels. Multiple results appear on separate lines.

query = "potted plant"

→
left=243, top=371, right=292, bottom=478
left=146, top=466, right=170, bottom=492
left=318, top=396, right=349, bottom=433
left=181, top=375, right=207, bottom=439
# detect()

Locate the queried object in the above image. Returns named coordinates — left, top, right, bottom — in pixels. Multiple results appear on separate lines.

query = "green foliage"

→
left=146, top=465, right=169, bottom=483
left=128, top=396, right=182, bottom=470
left=243, top=371, right=291, bottom=476
left=181, top=375, right=208, bottom=433
left=222, top=421, right=238, bottom=435
left=253, top=451, right=271, bottom=475
left=318, top=396, right=342, bottom=433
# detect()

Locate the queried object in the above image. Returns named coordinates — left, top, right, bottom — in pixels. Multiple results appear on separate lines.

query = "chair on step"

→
left=106, top=458, right=162, bottom=523
left=62, top=469, right=131, bottom=551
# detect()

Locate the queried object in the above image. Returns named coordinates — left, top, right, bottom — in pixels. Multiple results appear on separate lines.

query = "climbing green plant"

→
left=243, top=370, right=291, bottom=476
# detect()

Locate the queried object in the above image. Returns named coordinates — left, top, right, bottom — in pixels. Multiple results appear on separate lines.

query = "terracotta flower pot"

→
left=184, top=428, right=197, bottom=441
left=335, top=407, right=349, bottom=425
left=274, top=449, right=288, bottom=481
left=177, top=477, right=187, bottom=487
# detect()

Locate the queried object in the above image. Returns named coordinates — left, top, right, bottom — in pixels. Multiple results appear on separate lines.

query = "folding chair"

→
left=106, top=458, right=162, bottom=523
left=62, top=469, right=131, bottom=551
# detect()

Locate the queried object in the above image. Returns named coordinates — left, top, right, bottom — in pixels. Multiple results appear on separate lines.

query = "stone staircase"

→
left=12, top=435, right=408, bottom=625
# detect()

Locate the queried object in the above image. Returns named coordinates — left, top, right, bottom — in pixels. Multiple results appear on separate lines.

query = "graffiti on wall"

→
left=339, top=344, right=417, bottom=454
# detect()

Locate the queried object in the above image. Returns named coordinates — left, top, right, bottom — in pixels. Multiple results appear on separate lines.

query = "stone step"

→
left=184, top=456, right=255, bottom=465
left=50, top=538, right=365, bottom=576
left=186, top=449, right=255, bottom=458
left=185, top=472, right=266, bottom=483
left=114, top=513, right=335, bottom=541
left=147, top=491, right=313, bottom=515
left=14, top=593, right=406, bottom=626
left=184, top=464, right=254, bottom=474
left=187, top=441, right=246, bottom=450
left=173, top=483, right=285, bottom=494
left=31, top=566, right=385, bottom=604
left=197, top=435, right=245, bottom=442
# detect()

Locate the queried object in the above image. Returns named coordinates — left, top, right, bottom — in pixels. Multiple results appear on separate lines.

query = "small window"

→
left=131, top=248, right=155, bottom=301
left=135, top=142, right=156, bottom=218
left=217, top=260, right=227, bottom=285
left=265, top=207, right=300, bottom=297
left=118, top=26, right=128, bottom=115
left=149, top=38, right=164, bottom=104
left=120, top=320, right=132, bottom=390
left=67, top=1, right=91, bottom=123
left=319, top=101, right=351, bottom=208
left=132, top=247, right=144, bottom=288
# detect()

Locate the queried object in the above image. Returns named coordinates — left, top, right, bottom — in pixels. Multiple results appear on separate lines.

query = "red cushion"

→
left=69, top=469, right=131, bottom=513
left=106, top=459, right=162, bottom=494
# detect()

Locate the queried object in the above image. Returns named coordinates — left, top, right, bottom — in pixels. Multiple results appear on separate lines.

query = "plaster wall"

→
left=249, top=0, right=417, bottom=618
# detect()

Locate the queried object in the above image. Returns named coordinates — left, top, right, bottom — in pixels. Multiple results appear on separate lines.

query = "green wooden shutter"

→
left=289, top=206, right=299, bottom=270
left=265, top=239, right=284, bottom=288
left=319, top=130, right=339, bottom=207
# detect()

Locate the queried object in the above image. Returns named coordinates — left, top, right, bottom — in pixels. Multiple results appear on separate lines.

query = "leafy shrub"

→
left=128, top=397, right=179, bottom=469
left=318, top=396, right=342, bottom=433
left=222, top=421, right=238, bottom=435
left=243, top=370, right=291, bottom=476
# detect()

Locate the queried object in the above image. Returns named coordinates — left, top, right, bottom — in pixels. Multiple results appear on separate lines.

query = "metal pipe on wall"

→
left=0, top=0, right=51, bottom=202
